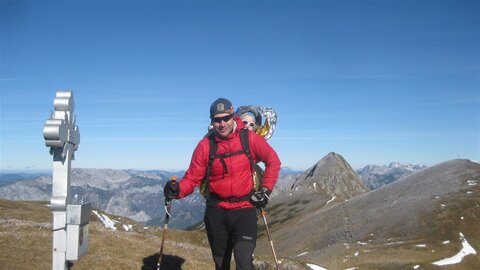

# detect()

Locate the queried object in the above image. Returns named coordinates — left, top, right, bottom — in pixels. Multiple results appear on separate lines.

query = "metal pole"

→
left=157, top=200, right=172, bottom=270
left=43, top=91, right=80, bottom=270
left=157, top=176, right=176, bottom=270
left=260, top=207, right=280, bottom=270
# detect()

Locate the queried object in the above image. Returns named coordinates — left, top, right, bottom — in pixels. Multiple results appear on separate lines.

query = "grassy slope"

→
left=0, top=199, right=306, bottom=270
left=0, top=199, right=214, bottom=270
left=255, top=160, right=480, bottom=269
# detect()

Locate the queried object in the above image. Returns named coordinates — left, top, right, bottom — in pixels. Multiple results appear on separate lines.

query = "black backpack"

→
left=199, top=129, right=263, bottom=203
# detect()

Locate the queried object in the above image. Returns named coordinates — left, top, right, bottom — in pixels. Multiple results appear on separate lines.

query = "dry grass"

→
left=0, top=200, right=52, bottom=270
left=0, top=199, right=292, bottom=270
left=0, top=199, right=215, bottom=270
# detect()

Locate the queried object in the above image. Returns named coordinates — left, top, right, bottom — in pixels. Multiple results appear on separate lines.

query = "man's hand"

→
left=250, top=187, right=271, bottom=208
left=164, top=178, right=180, bottom=200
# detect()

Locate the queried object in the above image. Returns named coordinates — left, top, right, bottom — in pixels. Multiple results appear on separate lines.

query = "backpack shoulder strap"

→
left=240, top=129, right=264, bottom=192
left=239, top=129, right=255, bottom=171
left=208, top=133, right=217, bottom=165
left=204, top=133, right=217, bottom=199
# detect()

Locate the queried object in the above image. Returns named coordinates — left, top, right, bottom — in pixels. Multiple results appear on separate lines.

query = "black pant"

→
left=204, top=206, right=257, bottom=270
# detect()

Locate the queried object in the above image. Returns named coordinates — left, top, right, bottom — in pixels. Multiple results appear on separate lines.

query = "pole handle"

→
left=164, top=176, right=177, bottom=206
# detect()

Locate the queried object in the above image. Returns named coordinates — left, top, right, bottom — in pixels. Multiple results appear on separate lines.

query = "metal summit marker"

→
left=43, top=91, right=90, bottom=270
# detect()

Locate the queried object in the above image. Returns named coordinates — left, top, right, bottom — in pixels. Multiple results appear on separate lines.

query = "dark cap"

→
left=210, top=98, right=234, bottom=118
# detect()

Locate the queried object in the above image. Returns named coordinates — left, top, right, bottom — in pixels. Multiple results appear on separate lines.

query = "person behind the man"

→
left=164, top=98, right=281, bottom=270
left=236, top=105, right=262, bottom=132
left=238, top=111, right=257, bottom=132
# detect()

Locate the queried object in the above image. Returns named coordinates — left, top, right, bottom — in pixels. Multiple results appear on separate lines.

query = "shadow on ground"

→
left=142, top=253, right=185, bottom=270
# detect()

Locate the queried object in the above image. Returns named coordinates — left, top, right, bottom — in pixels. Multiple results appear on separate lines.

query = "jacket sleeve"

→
left=177, top=139, right=208, bottom=198
left=249, top=132, right=281, bottom=191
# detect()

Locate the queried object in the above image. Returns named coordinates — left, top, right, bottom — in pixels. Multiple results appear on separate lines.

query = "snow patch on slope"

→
left=432, top=232, right=477, bottom=266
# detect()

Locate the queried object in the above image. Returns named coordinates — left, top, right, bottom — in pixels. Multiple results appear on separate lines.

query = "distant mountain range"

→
left=0, top=158, right=425, bottom=229
left=356, top=162, right=428, bottom=189
left=0, top=169, right=201, bottom=228
left=0, top=172, right=50, bottom=186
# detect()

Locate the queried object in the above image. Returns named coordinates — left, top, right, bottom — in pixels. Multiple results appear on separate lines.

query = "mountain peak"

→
left=325, top=151, right=341, bottom=159
left=291, top=152, right=369, bottom=199
left=320, top=151, right=351, bottom=166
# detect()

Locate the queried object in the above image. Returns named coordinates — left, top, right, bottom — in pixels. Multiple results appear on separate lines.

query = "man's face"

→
left=212, top=113, right=234, bottom=138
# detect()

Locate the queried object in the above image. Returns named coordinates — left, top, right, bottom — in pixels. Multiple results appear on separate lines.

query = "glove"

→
left=250, top=187, right=271, bottom=208
left=164, top=180, right=180, bottom=200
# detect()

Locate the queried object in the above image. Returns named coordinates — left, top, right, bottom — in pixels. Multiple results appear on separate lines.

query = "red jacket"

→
left=178, top=116, right=281, bottom=209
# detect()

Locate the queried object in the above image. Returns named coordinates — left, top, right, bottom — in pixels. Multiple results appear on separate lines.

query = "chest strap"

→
left=212, top=150, right=245, bottom=174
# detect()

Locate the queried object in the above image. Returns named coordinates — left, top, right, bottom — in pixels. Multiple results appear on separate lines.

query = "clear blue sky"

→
left=1, top=0, right=479, bottom=172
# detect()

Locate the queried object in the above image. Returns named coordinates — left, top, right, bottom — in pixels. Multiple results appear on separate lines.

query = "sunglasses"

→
left=212, top=114, right=233, bottom=123
left=242, top=120, right=256, bottom=127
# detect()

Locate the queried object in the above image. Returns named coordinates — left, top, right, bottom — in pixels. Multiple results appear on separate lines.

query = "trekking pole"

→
left=157, top=176, right=177, bottom=270
left=260, top=207, right=280, bottom=270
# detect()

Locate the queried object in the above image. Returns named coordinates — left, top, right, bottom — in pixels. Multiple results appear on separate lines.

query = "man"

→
left=164, top=98, right=281, bottom=270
